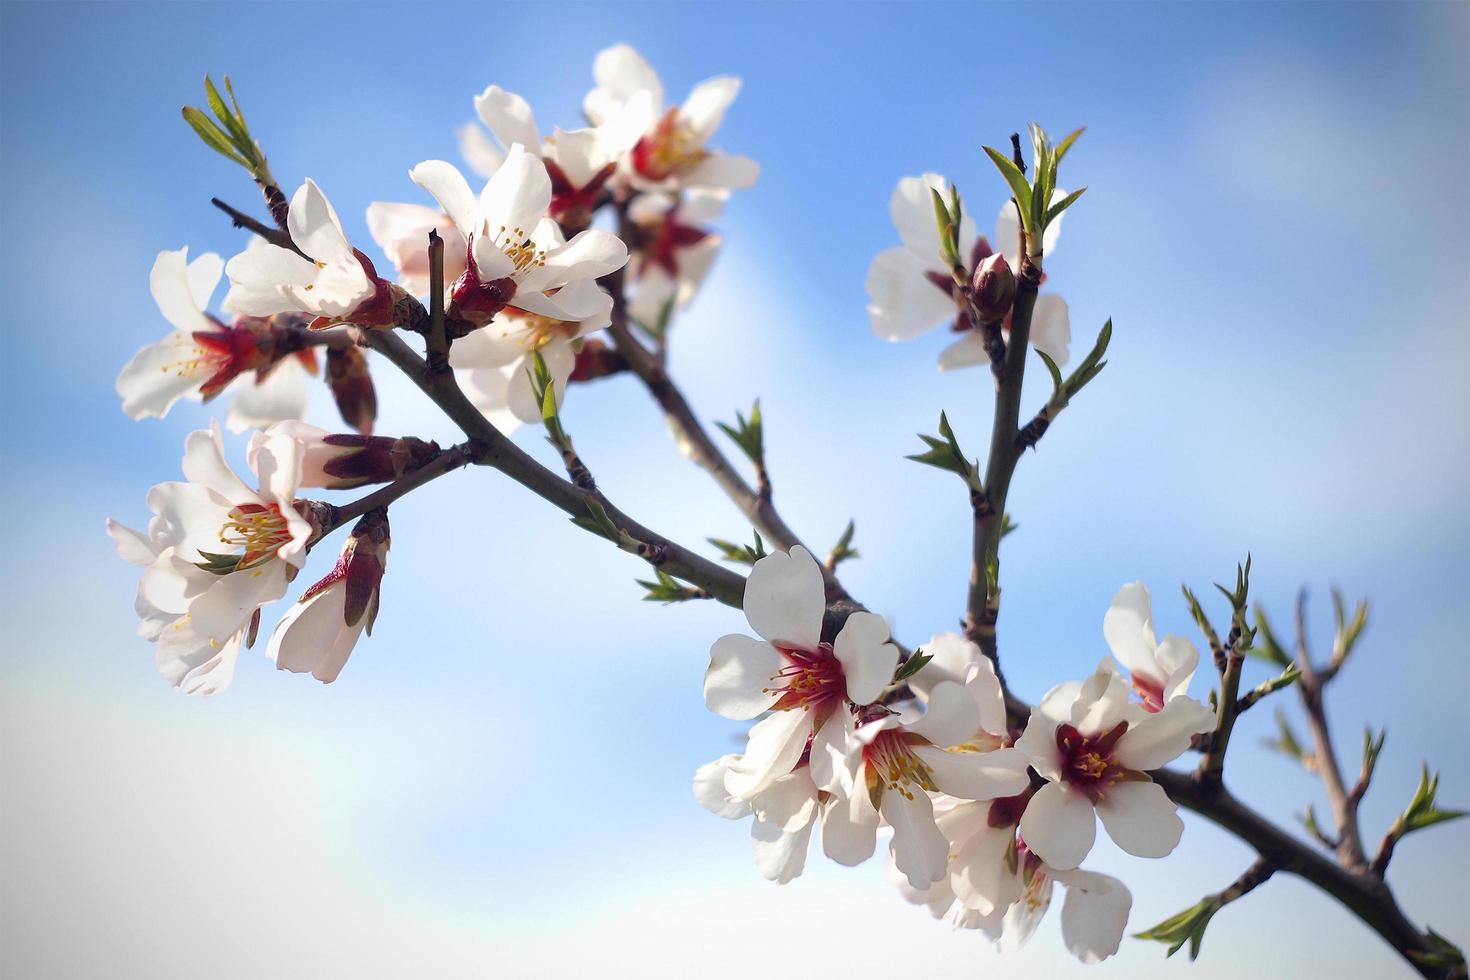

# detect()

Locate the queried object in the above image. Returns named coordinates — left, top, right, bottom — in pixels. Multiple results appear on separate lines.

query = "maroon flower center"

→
left=1131, top=673, right=1166, bottom=713
left=1056, top=721, right=1132, bottom=802
left=631, top=108, right=708, bottom=182
left=766, top=643, right=845, bottom=712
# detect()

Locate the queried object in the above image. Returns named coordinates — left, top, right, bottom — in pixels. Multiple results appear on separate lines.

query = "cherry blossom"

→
left=408, top=149, right=627, bottom=327
left=584, top=43, right=758, bottom=193
left=116, top=248, right=314, bottom=433
left=1014, top=662, right=1213, bottom=870
left=703, top=545, right=898, bottom=801
left=867, top=173, right=1071, bottom=367
left=1104, top=581, right=1203, bottom=712
left=224, top=179, right=399, bottom=330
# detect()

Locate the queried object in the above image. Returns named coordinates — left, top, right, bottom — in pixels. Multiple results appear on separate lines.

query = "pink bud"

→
left=970, top=252, right=1016, bottom=324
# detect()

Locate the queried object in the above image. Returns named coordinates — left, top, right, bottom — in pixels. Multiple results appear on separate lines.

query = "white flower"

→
left=625, top=190, right=725, bottom=329
left=907, top=632, right=1013, bottom=749
left=408, top=149, right=627, bottom=327
left=584, top=44, right=758, bottom=193
left=460, top=85, right=618, bottom=231
left=116, top=248, right=311, bottom=432
left=224, top=180, right=398, bottom=329
left=1013, top=662, right=1213, bottom=870
left=695, top=754, right=820, bottom=885
left=364, top=201, right=468, bottom=297
left=703, top=545, right=899, bottom=801
left=992, top=850, right=1132, bottom=964
left=449, top=277, right=611, bottom=433
left=866, top=174, right=1070, bottom=367
left=1105, top=581, right=1206, bottom=712
left=266, top=511, right=388, bottom=684
left=114, top=422, right=312, bottom=660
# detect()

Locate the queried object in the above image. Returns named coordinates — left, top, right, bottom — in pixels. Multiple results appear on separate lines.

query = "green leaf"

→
left=1134, top=896, right=1222, bottom=960
left=1054, top=126, right=1086, bottom=163
left=716, top=399, right=764, bottom=465
left=828, top=519, right=860, bottom=569
left=1245, top=662, right=1302, bottom=706
left=1398, top=766, right=1469, bottom=835
left=1249, top=607, right=1293, bottom=667
left=892, top=651, right=933, bottom=684
left=580, top=498, right=621, bottom=542
left=1362, top=727, right=1387, bottom=784
left=905, top=410, right=978, bottom=486
left=203, top=75, right=250, bottom=150
left=636, top=568, right=709, bottom=603
left=1263, top=708, right=1307, bottom=762
left=930, top=187, right=959, bottom=268
left=1036, top=349, right=1064, bottom=400
left=1045, top=186, right=1088, bottom=227
left=528, top=349, right=568, bottom=448
left=982, top=145, right=1033, bottom=223
left=708, top=531, right=766, bottom=566
left=181, top=107, right=249, bottom=167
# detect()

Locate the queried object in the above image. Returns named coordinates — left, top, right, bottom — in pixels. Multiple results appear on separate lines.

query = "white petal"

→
left=914, top=745, right=1031, bottom=801
left=474, top=85, right=540, bottom=155
left=150, top=248, right=213, bottom=334
left=1013, top=710, right=1062, bottom=781
left=1028, top=294, right=1071, bottom=366
left=288, top=179, right=355, bottom=265
left=808, top=708, right=855, bottom=795
left=1103, top=581, right=1160, bottom=679
left=865, top=246, right=955, bottom=342
left=155, top=618, right=243, bottom=696
left=821, top=784, right=879, bottom=866
left=742, top=545, right=824, bottom=650
left=456, top=123, right=506, bottom=179
left=681, top=153, right=759, bottom=190
left=409, top=160, right=482, bottom=242
left=543, top=127, right=605, bottom=188
left=1096, top=779, right=1183, bottom=858
left=907, top=680, right=980, bottom=747
left=1055, top=868, right=1132, bottom=964
left=909, top=632, right=977, bottom=698
left=882, top=786, right=949, bottom=888
left=266, top=582, right=365, bottom=683
left=703, top=633, right=781, bottom=720
left=478, top=143, right=551, bottom=239
left=832, top=611, right=897, bottom=706
left=1018, top=782, right=1096, bottom=871
left=106, top=518, right=159, bottom=567
left=937, top=332, right=991, bottom=372
left=966, top=656, right=1010, bottom=739
left=590, top=43, right=663, bottom=117
left=891, top=174, right=948, bottom=259
left=1114, top=697, right=1215, bottom=771
left=180, top=423, right=254, bottom=503
left=185, top=252, right=224, bottom=312
left=950, top=822, right=1023, bottom=915
left=751, top=769, right=818, bottom=833
left=998, top=873, right=1053, bottom=951
left=537, top=229, right=628, bottom=285
left=1158, top=634, right=1201, bottom=702
left=115, top=332, right=209, bottom=420
left=750, top=809, right=814, bottom=885
left=225, top=360, right=308, bottom=433
left=723, top=707, right=810, bottom=801
left=996, top=200, right=1023, bottom=272
left=222, top=238, right=317, bottom=316
left=679, top=76, right=740, bottom=142
left=694, top=755, right=751, bottom=820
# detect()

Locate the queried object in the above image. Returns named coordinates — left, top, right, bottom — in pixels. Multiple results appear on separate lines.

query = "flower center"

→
left=1131, top=673, right=1166, bottom=712
left=1056, top=721, right=1132, bottom=802
left=863, top=729, right=938, bottom=809
left=632, top=108, right=708, bottom=181
left=765, top=643, right=845, bottom=712
left=492, top=226, right=546, bottom=278
left=215, top=502, right=291, bottom=570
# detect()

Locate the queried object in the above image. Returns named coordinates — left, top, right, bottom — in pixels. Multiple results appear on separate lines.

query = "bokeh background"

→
left=2, top=2, right=1466, bottom=977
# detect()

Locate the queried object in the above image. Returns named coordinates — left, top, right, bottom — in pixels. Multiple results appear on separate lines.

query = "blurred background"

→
left=2, top=2, right=1466, bottom=977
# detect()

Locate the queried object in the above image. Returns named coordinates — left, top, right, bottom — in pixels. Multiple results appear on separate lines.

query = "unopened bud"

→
left=326, top=345, right=377, bottom=434
left=258, top=420, right=439, bottom=490
left=568, top=338, right=629, bottom=383
left=969, top=252, right=1016, bottom=324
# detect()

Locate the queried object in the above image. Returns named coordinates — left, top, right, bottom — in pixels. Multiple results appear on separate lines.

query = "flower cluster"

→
left=695, top=549, right=1213, bottom=963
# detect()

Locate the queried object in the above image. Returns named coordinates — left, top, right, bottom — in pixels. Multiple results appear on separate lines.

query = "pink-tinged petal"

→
left=287, top=179, right=354, bottom=265
left=833, top=611, right=897, bottom=706
left=682, top=153, right=759, bottom=190
left=742, top=545, right=824, bottom=649
left=882, top=785, right=949, bottom=888
left=1055, top=868, right=1132, bottom=964
left=750, top=808, right=814, bottom=884
left=150, top=248, right=214, bottom=334
left=723, top=707, right=811, bottom=801
left=694, top=755, right=751, bottom=819
left=456, top=123, right=506, bottom=179
left=915, top=744, right=1031, bottom=801
left=115, top=331, right=210, bottom=420
left=474, top=85, right=541, bottom=155
left=478, top=143, right=551, bottom=239
left=907, top=680, right=979, bottom=747
left=1157, top=634, right=1201, bottom=702
left=181, top=422, right=255, bottom=503
left=679, top=76, right=740, bottom=142
left=752, top=769, right=818, bottom=833
left=704, top=633, right=781, bottom=720
left=366, top=201, right=465, bottom=296
left=1029, top=294, right=1071, bottom=366
left=1114, top=696, right=1216, bottom=770
left=410, top=160, right=482, bottom=241
left=267, top=581, right=365, bottom=683
left=866, top=246, right=954, bottom=342
left=1096, top=779, right=1183, bottom=858
left=821, top=785, right=879, bottom=866
left=1103, top=581, right=1160, bottom=679
left=1019, top=782, right=1096, bottom=871
left=950, top=822, right=1023, bottom=915
left=997, top=873, right=1053, bottom=951
left=938, top=333, right=991, bottom=372
left=224, top=360, right=308, bottom=434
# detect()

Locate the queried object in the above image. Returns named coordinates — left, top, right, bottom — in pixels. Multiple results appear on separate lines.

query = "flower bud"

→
left=969, top=252, right=1016, bottom=324
left=254, top=420, right=440, bottom=491
left=568, top=338, right=629, bottom=383
left=267, top=510, right=389, bottom=684
left=326, top=344, right=377, bottom=434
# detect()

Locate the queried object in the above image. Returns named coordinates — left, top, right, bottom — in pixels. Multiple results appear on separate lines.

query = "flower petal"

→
left=882, top=785, right=949, bottom=888
left=1096, top=779, right=1184, bottom=858
left=703, top=633, right=781, bottom=720
left=1113, top=696, right=1215, bottom=770
left=478, top=143, right=551, bottom=239
left=914, top=744, right=1031, bottom=801
left=833, top=611, right=897, bottom=706
left=456, top=123, right=506, bottom=179
left=1103, top=581, right=1160, bottom=679
left=750, top=807, right=814, bottom=885
left=409, top=160, right=482, bottom=242
left=693, top=755, right=751, bottom=820
left=821, top=785, right=879, bottom=866
left=474, top=85, right=540, bottom=155
left=1029, top=293, right=1071, bottom=366
left=1055, top=868, right=1132, bottom=964
left=679, top=76, right=740, bottom=142
left=1019, top=781, right=1096, bottom=871
left=288, top=179, right=354, bottom=265
left=906, top=680, right=979, bottom=748
left=723, top=707, right=810, bottom=801
left=742, top=545, right=824, bottom=650
left=866, top=246, right=954, bottom=342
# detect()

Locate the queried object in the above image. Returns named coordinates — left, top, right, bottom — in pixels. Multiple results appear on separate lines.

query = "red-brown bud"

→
left=300, top=432, right=440, bottom=490
left=970, top=252, right=1016, bottom=324
left=326, top=345, right=377, bottom=434
left=568, top=338, right=629, bottom=383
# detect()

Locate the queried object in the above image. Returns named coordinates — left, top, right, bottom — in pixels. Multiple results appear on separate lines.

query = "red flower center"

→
left=766, top=643, right=845, bottom=712
left=1056, top=721, right=1132, bottom=802
left=631, top=108, right=708, bottom=182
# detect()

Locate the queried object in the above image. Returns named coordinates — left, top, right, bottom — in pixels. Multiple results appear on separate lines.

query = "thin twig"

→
left=211, top=197, right=303, bottom=258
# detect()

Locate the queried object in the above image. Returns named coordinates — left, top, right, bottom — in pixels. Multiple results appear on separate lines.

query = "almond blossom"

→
left=408, top=148, right=627, bottom=327
left=1014, top=662, right=1213, bottom=870
left=1104, top=581, right=1203, bottom=712
left=116, top=247, right=314, bottom=433
left=584, top=43, right=758, bottom=193
left=867, top=173, right=1070, bottom=367
left=695, top=754, right=821, bottom=885
left=461, top=85, right=617, bottom=232
left=703, top=545, right=898, bottom=801
left=224, top=179, right=400, bottom=330
left=624, top=189, right=725, bottom=330
left=252, top=419, right=440, bottom=491
left=266, top=510, right=388, bottom=684
left=364, top=201, right=468, bottom=297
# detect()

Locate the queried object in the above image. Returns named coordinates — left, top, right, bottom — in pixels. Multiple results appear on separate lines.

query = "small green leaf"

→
left=708, top=531, right=766, bottom=566
left=906, top=410, right=978, bottom=486
left=1397, top=766, right=1469, bottom=835
left=892, top=651, right=933, bottom=684
left=203, top=75, right=250, bottom=150
left=1045, top=186, right=1087, bottom=227
left=1054, top=126, right=1086, bottom=163
left=828, top=519, right=860, bottom=569
left=716, top=399, right=764, bottom=466
left=1249, top=607, right=1293, bottom=667
left=636, top=568, right=709, bottom=603
left=982, top=145, right=1033, bottom=222
left=181, top=107, right=249, bottom=166
left=1263, top=708, right=1307, bottom=762
left=581, top=498, right=621, bottom=541
left=1135, top=896, right=1222, bottom=960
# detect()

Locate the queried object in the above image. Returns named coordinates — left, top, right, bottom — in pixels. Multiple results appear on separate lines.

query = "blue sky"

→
left=2, top=2, right=1467, bottom=977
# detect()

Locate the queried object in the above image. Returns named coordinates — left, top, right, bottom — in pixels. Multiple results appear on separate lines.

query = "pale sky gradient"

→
left=2, top=2, right=1467, bottom=978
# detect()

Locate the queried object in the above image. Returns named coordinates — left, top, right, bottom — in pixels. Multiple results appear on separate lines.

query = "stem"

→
left=322, top=440, right=483, bottom=534
left=1199, top=645, right=1246, bottom=787
left=425, top=230, right=448, bottom=373
left=211, top=197, right=303, bottom=258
